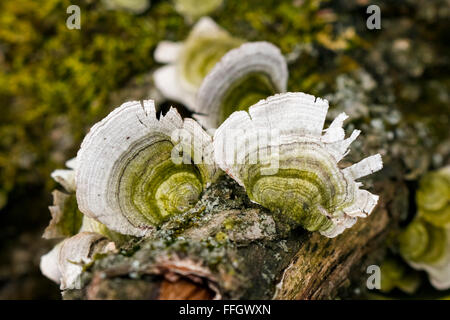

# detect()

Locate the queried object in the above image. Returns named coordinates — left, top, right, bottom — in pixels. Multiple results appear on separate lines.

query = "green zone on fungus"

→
left=379, top=258, right=421, bottom=294
left=399, top=167, right=450, bottom=290
left=416, top=166, right=450, bottom=227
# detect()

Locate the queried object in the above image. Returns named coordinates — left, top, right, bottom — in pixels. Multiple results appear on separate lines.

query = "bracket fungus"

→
left=195, top=41, right=288, bottom=128
left=50, top=158, right=77, bottom=193
left=44, top=158, right=82, bottom=239
left=213, top=92, right=383, bottom=238
left=41, top=157, right=124, bottom=289
left=154, top=18, right=288, bottom=129
left=399, top=218, right=450, bottom=290
left=399, top=167, right=450, bottom=290
left=75, top=100, right=217, bottom=237
left=416, top=166, right=450, bottom=227
left=154, top=17, right=242, bottom=109
left=379, top=258, right=421, bottom=294
left=40, top=232, right=116, bottom=290
left=43, top=190, right=82, bottom=239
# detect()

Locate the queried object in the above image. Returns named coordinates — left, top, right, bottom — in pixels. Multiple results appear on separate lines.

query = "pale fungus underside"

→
left=41, top=157, right=126, bottom=290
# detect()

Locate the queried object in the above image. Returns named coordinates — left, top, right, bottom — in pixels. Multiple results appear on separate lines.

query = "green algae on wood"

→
left=44, top=159, right=82, bottom=239
left=43, top=190, right=83, bottom=239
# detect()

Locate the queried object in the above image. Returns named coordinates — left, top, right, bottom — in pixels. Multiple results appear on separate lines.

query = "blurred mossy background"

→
left=0, top=0, right=448, bottom=298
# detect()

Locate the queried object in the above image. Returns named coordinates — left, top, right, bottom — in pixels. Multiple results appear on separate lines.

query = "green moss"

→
left=215, top=231, right=227, bottom=242
left=0, top=0, right=184, bottom=208
left=223, top=217, right=235, bottom=230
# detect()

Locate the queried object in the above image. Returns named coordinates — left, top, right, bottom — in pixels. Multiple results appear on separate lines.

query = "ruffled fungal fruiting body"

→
left=399, top=218, right=450, bottom=290
left=213, top=92, right=383, bottom=238
left=195, top=42, right=288, bottom=128
left=50, top=157, right=77, bottom=193
left=379, top=258, right=421, bottom=294
left=41, top=158, right=125, bottom=287
left=173, top=0, right=223, bottom=21
left=416, top=166, right=450, bottom=227
left=76, top=100, right=216, bottom=237
left=45, top=157, right=124, bottom=241
left=399, top=167, right=450, bottom=290
left=40, top=232, right=116, bottom=290
left=44, top=158, right=83, bottom=239
left=44, top=190, right=83, bottom=239
left=154, top=17, right=242, bottom=108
